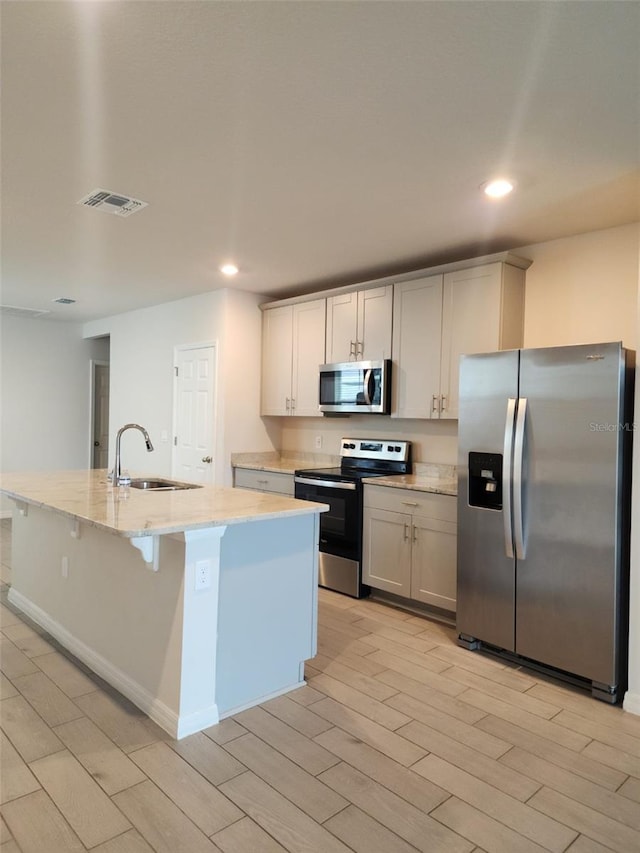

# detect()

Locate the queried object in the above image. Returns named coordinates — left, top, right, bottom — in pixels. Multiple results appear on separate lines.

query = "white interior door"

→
left=92, top=363, right=110, bottom=469
left=173, top=345, right=216, bottom=483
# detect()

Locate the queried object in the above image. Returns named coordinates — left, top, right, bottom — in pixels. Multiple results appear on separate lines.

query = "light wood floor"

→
left=1, top=519, right=639, bottom=853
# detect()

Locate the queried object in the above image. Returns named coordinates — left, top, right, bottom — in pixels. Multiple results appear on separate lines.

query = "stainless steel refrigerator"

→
left=457, top=342, right=634, bottom=703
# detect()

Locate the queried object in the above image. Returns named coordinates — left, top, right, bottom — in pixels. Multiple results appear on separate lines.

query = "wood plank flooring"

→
left=1, top=517, right=639, bottom=852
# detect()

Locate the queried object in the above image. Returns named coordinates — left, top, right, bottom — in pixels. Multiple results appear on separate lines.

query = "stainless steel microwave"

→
left=319, top=360, right=391, bottom=414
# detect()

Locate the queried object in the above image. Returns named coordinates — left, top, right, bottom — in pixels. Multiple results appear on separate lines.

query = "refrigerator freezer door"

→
left=515, top=343, right=626, bottom=687
left=457, top=349, right=519, bottom=651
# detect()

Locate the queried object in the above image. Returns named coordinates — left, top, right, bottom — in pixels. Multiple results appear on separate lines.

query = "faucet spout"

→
left=113, top=423, right=154, bottom=484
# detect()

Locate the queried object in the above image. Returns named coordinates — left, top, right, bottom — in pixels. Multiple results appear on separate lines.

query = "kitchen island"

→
left=1, top=470, right=327, bottom=738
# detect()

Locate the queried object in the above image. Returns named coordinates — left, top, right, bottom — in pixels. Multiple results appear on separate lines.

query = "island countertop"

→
left=1, top=469, right=328, bottom=538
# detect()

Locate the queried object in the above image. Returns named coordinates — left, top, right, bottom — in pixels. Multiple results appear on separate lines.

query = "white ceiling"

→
left=2, top=1, right=639, bottom=323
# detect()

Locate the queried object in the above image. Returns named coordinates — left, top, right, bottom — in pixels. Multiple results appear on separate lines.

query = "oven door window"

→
left=294, top=481, right=360, bottom=559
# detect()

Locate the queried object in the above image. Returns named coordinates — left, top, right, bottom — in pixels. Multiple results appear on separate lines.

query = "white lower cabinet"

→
left=362, top=484, right=457, bottom=612
left=233, top=468, right=294, bottom=497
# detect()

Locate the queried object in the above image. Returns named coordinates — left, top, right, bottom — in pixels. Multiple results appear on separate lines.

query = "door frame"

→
left=171, top=341, right=218, bottom=482
left=88, top=359, right=110, bottom=469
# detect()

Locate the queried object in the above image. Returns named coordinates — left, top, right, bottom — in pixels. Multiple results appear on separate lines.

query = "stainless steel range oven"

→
left=295, top=438, right=412, bottom=597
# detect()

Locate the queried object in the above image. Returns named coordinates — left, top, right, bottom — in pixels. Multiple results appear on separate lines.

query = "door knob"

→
left=202, top=456, right=212, bottom=463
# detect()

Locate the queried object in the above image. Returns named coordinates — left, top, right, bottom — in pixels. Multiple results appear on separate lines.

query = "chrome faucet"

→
left=112, top=423, right=154, bottom=484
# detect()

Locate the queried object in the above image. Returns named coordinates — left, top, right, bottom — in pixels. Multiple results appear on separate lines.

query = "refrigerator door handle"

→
left=513, top=397, right=528, bottom=559
left=503, top=398, right=517, bottom=559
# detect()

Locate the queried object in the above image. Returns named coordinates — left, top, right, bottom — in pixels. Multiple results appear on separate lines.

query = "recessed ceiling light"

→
left=220, top=263, right=239, bottom=276
left=482, top=179, right=515, bottom=199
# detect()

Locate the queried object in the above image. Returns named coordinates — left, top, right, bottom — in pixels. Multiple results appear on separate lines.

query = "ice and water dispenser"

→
left=468, top=452, right=503, bottom=510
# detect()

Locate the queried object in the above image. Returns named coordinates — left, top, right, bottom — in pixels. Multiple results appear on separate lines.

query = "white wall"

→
left=0, top=316, right=109, bottom=512
left=83, top=288, right=278, bottom=486
left=281, top=416, right=458, bottom=466
left=521, top=223, right=638, bottom=350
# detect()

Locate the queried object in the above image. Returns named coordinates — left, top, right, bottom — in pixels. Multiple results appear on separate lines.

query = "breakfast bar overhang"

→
left=1, top=470, right=327, bottom=739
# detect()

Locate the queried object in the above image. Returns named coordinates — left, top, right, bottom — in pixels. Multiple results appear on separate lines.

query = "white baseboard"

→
left=7, top=588, right=218, bottom=738
left=623, top=689, right=640, bottom=716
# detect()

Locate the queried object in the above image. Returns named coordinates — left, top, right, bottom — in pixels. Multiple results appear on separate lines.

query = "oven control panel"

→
left=340, top=438, right=411, bottom=463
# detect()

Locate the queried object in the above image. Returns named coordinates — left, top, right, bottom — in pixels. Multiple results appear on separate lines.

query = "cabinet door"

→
left=234, top=468, right=294, bottom=496
left=439, top=262, right=524, bottom=420
left=261, top=305, right=293, bottom=415
left=410, top=515, right=457, bottom=611
left=359, top=286, right=393, bottom=361
left=325, top=292, right=358, bottom=363
left=439, top=264, right=502, bottom=420
left=392, top=275, right=443, bottom=419
left=291, top=299, right=326, bottom=416
left=362, top=507, right=411, bottom=596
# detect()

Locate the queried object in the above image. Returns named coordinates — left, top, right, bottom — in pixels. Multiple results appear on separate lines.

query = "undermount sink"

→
left=129, top=478, right=203, bottom=491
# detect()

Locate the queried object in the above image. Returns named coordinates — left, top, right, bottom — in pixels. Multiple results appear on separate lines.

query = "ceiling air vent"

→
left=0, top=305, right=51, bottom=319
left=77, top=188, right=148, bottom=217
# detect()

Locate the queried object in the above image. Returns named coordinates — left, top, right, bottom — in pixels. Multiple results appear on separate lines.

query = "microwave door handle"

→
left=363, top=369, right=373, bottom=405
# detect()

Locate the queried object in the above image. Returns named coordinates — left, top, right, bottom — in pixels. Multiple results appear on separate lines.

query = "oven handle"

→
left=294, top=476, right=357, bottom=491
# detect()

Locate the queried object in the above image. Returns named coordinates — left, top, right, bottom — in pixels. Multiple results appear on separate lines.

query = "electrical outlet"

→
left=61, top=556, right=69, bottom=579
left=314, top=435, right=323, bottom=450
left=195, top=559, right=211, bottom=591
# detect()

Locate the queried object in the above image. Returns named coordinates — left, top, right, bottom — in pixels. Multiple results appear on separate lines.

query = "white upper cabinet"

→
left=392, top=261, right=525, bottom=419
left=261, top=305, right=293, bottom=417
left=392, top=275, right=444, bottom=419
left=439, top=262, right=525, bottom=419
left=326, top=285, right=393, bottom=363
left=261, top=299, right=326, bottom=416
left=261, top=253, right=528, bottom=420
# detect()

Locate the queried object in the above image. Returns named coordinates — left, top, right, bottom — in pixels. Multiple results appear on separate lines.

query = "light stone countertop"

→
left=363, top=462, right=458, bottom=497
left=231, top=453, right=458, bottom=495
left=231, top=451, right=339, bottom=474
left=0, top=470, right=328, bottom=538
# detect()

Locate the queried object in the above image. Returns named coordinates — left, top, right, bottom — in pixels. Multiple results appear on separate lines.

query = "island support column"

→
left=177, top=526, right=227, bottom=737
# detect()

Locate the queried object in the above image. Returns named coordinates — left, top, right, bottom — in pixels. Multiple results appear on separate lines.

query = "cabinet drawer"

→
left=234, top=468, right=294, bottom=496
left=364, top=484, right=456, bottom=522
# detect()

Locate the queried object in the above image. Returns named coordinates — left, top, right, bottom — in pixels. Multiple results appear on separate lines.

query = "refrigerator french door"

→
left=457, top=342, right=634, bottom=703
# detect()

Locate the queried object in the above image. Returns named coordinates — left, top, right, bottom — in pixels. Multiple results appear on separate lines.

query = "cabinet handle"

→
left=440, top=394, right=447, bottom=412
left=432, top=395, right=440, bottom=414
left=401, top=500, right=419, bottom=507
left=290, top=398, right=296, bottom=411
left=357, top=340, right=363, bottom=358
left=257, top=478, right=268, bottom=485
left=403, top=523, right=410, bottom=541
left=412, top=525, right=418, bottom=543
left=350, top=340, right=356, bottom=359
left=285, top=397, right=290, bottom=411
